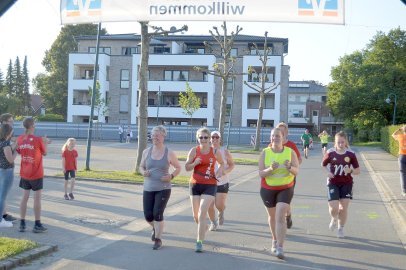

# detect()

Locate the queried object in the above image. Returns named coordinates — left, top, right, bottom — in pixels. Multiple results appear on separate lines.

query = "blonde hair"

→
left=62, top=138, right=76, bottom=152
left=334, top=131, right=349, bottom=149
left=196, top=127, right=211, bottom=140
left=276, top=122, right=288, bottom=137
left=151, top=125, right=167, bottom=137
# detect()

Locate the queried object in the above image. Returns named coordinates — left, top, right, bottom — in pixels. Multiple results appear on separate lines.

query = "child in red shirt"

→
left=16, top=117, right=50, bottom=233
left=62, top=138, right=78, bottom=200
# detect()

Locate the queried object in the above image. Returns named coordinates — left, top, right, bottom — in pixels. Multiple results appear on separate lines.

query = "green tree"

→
left=88, top=81, right=108, bottom=121
left=5, top=60, right=13, bottom=96
left=22, top=56, right=31, bottom=115
left=196, top=21, right=242, bottom=138
left=179, top=82, right=201, bottom=142
left=328, top=27, right=406, bottom=141
left=244, top=32, right=279, bottom=150
left=33, top=24, right=107, bottom=118
left=0, top=69, right=4, bottom=94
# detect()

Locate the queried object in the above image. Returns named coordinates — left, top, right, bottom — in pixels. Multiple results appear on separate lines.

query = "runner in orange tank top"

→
left=185, top=127, right=224, bottom=252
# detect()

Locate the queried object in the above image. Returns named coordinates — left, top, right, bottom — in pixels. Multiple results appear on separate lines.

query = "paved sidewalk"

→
left=357, top=146, right=406, bottom=247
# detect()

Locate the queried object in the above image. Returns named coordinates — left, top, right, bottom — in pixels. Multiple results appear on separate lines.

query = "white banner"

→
left=60, top=0, right=344, bottom=25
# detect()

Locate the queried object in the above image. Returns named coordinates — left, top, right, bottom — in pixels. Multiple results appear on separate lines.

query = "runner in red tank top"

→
left=185, top=127, right=224, bottom=252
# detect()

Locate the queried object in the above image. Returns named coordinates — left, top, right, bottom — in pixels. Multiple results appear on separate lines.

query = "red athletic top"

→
left=190, top=146, right=217, bottom=185
left=16, top=134, right=46, bottom=180
left=62, top=149, right=78, bottom=171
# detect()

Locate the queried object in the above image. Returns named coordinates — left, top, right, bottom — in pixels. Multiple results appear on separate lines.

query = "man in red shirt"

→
left=16, top=117, right=50, bottom=233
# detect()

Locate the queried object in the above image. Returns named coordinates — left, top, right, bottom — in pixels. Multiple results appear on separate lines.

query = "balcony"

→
left=321, top=116, right=344, bottom=124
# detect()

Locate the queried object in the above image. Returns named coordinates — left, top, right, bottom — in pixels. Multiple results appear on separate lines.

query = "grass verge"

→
left=353, top=141, right=382, bottom=147
left=0, top=237, right=37, bottom=261
left=57, top=170, right=190, bottom=186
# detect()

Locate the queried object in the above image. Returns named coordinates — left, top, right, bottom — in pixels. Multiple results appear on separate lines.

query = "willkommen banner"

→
left=60, top=0, right=345, bottom=25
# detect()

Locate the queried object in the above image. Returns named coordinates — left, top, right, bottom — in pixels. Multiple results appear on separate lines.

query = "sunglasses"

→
left=211, top=136, right=220, bottom=139
left=198, top=136, right=209, bottom=140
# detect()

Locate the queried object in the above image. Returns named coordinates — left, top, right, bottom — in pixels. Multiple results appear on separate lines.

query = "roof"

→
left=76, top=33, right=289, bottom=53
left=30, top=94, right=45, bottom=112
left=288, top=81, right=326, bottom=94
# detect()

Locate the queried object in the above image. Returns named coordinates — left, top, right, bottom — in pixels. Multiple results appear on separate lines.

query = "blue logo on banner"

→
left=66, top=0, right=101, bottom=17
left=298, top=0, right=338, bottom=16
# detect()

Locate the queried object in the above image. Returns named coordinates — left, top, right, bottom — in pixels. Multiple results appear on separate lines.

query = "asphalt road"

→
left=2, top=140, right=405, bottom=270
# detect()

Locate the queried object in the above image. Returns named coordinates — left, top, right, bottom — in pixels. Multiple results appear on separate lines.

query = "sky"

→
left=0, top=0, right=405, bottom=90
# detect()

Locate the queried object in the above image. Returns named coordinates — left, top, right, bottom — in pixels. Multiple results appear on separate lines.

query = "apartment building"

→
left=67, top=33, right=289, bottom=127
left=288, top=81, right=343, bottom=134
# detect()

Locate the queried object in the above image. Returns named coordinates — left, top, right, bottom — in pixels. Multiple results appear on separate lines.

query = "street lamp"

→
left=156, top=86, right=161, bottom=125
left=385, top=93, right=397, bottom=125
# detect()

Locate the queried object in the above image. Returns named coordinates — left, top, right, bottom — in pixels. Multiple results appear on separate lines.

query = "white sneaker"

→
left=329, top=218, right=337, bottom=231
left=276, top=247, right=285, bottom=259
left=337, top=227, right=345, bottom=238
left=0, top=218, right=13, bottom=228
left=271, top=240, right=277, bottom=254
left=209, top=221, right=218, bottom=231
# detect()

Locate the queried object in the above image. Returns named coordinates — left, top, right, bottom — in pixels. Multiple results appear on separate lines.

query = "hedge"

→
left=381, top=125, right=402, bottom=157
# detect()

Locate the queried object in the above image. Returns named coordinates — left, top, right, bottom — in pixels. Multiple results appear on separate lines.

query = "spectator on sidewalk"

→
left=0, top=124, right=18, bottom=228
left=126, top=126, right=131, bottom=143
left=208, top=130, right=234, bottom=231
left=16, top=117, right=50, bottom=233
left=0, top=113, right=17, bottom=223
left=140, top=126, right=181, bottom=250
left=392, top=125, right=406, bottom=197
left=62, top=138, right=78, bottom=200
left=118, top=125, right=124, bottom=143
left=185, top=127, right=224, bottom=253
left=259, top=127, right=299, bottom=260
left=321, top=131, right=360, bottom=238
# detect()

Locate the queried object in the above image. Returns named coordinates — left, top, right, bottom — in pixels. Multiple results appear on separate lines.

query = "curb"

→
left=0, top=244, right=58, bottom=270
left=360, top=152, right=406, bottom=251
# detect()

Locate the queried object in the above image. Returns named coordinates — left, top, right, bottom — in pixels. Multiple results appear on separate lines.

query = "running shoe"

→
left=19, top=221, right=26, bottom=232
left=64, top=194, right=69, bottom=200
left=3, top=214, right=17, bottom=222
left=275, top=247, right=285, bottom=260
left=337, top=227, right=345, bottom=238
left=195, top=241, right=203, bottom=253
left=286, top=215, right=293, bottom=229
left=152, top=238, right=162, bottom=250
left=0, top=218, right=12, bottom=228
left=69, top=193, right=75, bottom=200
left=33, top=224, right=48, bottom=233
left=329, top=218, right=337, bottom=231
left=218, top=211, right=224, bottom=225
left=151, top=228, right=156, bottom=241
left=209, top=221, right=218, bottom=231
left=271, top=240, right=277, bottom=254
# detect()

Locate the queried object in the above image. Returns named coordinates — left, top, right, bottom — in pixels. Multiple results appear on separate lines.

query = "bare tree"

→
left=244, top=32, right=279, bottom=151
left=196, top=21, right=243, bottom=138
left=135, top=22, right=188, bottom=173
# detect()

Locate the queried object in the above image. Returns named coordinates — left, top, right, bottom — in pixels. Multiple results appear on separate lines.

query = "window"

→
left=122, top=47, right=138, bottom=55
left=247, top=94, right=275, bottom=109
left=84, top=69, right=94, bottom=80
left=249, top=43, right=273, bottom=55
left=153, top=46, right=170, bottom=54
left=89, top=47, right=111, bottom=54
left=313, top=110, right=318, bottom=117
left=231, top=48, right=238, bottom=57
left=105, top=91, right=109, bottom=105
left=164, top=70, right=189, bottom=81
left=119, top=95, right=129, bottom=113
left=120, top=70, right=130, bottom=88
left=202, top=72, right=207, bottom=82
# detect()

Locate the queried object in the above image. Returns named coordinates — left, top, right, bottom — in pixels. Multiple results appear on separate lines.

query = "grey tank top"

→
left=143, top=146, right=171, bottom=191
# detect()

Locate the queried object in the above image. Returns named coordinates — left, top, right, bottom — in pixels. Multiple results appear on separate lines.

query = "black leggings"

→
left=143, top=189, right=171, bottom=222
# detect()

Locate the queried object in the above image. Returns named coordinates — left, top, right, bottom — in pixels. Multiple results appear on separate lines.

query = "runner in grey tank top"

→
left=143, top=146, right=171, bottom=192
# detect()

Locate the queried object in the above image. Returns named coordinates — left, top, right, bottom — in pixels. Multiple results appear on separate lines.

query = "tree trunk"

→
left=135, top=21, right=150, bottom=173
left=255, top=90, right=265, bottom=150
left=218, top=75, right=228, bottom=137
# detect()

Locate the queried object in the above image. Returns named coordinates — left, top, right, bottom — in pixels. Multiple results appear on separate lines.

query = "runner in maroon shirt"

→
left=321, top=131, right=360, bottom=238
